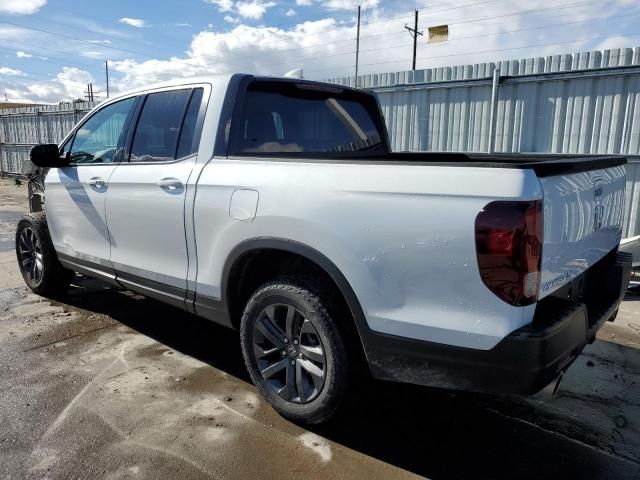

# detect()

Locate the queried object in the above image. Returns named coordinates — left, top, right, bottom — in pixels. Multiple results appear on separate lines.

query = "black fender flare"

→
left=222, top=237, right=372, bottom=358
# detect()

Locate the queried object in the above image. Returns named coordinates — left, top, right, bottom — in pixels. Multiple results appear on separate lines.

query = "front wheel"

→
left=240, top=277, right=349, bottom=424
left=15, top=213, right=74, bottom=296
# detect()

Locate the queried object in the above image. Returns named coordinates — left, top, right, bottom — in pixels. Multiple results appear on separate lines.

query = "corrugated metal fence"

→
left=328, top=46, right=640, bottom=237
left=0, top=101, right=95, bottom=175
left=2, top=47, right=640, bottom=235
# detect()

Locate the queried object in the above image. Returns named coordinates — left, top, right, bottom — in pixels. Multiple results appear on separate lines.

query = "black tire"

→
left=240, top=277, right=349, bottom=424
left=15, top=212, right=74, bottom=296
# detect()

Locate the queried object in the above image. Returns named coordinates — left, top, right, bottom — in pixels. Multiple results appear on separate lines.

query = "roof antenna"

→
left=283, top=69, right=304, bottom=79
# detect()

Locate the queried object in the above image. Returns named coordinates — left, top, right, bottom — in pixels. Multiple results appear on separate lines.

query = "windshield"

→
left=232, top=81, right=387, bottom=156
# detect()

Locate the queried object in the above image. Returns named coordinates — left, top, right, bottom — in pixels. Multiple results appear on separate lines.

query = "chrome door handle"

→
left=157, top=178, right=183, bottom=191
left=87, top=177, right=106, bottom=189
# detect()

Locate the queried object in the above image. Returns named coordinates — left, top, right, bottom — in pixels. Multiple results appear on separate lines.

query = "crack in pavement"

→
left=20, top=324, right=117, bottom=353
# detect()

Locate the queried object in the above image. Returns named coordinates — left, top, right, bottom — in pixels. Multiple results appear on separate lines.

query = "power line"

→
left=2, top=0, right=632, bottom=87
left=0, top=47, right=95, bottom=71
left=306, top=31, right=640, bottom=75
left=0, top=67, right=61, bottom=82
left=353, top=0, right=596, bottom=31
left=0, top=0, right=603, bottom=76
left=0, top=38, right=106, bottom=68
left=279, top=10, right=640, bottom=67
left=166, top=0, right=602, bottom=65
left=2, top=0, right=597, bottom=70
left=208, top=0, right=603, bottom=72
left=0, top=19, right=161, bottom=59
left=447, top=0, right=599, bottom=27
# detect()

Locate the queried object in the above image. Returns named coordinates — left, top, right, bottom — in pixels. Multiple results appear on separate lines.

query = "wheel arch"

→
left=222, top=237, right=372, bottom=362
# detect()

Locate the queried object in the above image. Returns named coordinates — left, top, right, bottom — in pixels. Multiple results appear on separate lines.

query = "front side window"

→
left=130, top=89, right=192, bottom=163
left=233, top=82, right=385, bottom=155
left=69, top=97, right=135, bottom=164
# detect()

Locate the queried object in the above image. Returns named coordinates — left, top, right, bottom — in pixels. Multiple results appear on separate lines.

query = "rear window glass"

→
left=232, top=82, right=385, bottom=155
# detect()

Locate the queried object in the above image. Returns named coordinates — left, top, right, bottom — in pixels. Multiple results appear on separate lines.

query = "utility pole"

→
left=355, top=5, right=361, bottom=87
left=84, top=83, right=101, bottom=102
left=105, top=61, right=110, bottom=98
left=404, top=10, right=423, bottom=71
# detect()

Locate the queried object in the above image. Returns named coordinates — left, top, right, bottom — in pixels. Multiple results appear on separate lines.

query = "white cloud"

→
left=206, top=0, right=233, bottom=12
left=0, top=0, right=46, bottom=15
left=296, top=0, right=312, bottom=5
left=87, top=39, right=112, bottom=45
left=0, top=67, right=24, bottom=76
left=119, top=17, right=146, bottom=28
left=321, top=0, right=377, bottom=10
left=236, top=1, right=276, bottom=20
left=207, top=0, right=277, bottom=21
left=286, top=8, right=296, bottom=16
left=224, top=15, right=240, bottom=24
left=0, top=66, right=94, bottom=103
left=16, top=51, right=33, bottom=58
left=30, top=67, right=93, bottom=101
left=80, top=51, right=106, bottom=59
left=3, top=0, right=639, bottom=104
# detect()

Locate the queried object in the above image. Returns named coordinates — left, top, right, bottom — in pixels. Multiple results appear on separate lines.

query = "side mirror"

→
left=30, top=144, right=69, bottom=168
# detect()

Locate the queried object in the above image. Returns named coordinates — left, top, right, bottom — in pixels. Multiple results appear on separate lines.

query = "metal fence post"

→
left=35, top=108, right=41, bottom=144
left=0, top=113, right=6, bottom=177
left=487, top=67, right=501, bottom=154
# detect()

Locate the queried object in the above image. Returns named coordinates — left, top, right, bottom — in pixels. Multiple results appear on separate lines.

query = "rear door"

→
left=539, top=164, right=626, bottom=297
left=45, top=97, right=136, bottom=272
left=105, top=87, right=204, bottom=306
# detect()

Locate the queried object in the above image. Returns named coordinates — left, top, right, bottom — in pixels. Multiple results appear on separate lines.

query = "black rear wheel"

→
left=15, top=213, right=74, bottom=296
left=240, top=277, right=349, bottom=424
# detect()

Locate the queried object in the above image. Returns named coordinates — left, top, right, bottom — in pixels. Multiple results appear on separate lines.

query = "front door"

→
left=105, top=88, right=203, bottom=305
left=45, top=97, right=136, bottom=272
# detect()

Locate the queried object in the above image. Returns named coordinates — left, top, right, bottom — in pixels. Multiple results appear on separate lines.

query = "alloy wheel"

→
left=17, top=227, right=43, bottom=284
left=252, top=303, right=326, bottom=404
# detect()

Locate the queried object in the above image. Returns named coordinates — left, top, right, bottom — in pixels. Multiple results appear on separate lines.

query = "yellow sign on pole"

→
left=428, top=25, right=449, bottom=43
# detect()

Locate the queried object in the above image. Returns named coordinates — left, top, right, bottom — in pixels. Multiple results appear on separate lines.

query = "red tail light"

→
left=475, top=200, right=543, bottom=306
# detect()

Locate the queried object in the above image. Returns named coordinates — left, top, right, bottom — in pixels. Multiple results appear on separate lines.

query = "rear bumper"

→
left=363, top=250, right=632, bottom=394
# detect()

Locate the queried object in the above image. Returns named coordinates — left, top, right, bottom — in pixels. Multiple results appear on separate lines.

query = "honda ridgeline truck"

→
left=18, top=74, right=631, bottom=423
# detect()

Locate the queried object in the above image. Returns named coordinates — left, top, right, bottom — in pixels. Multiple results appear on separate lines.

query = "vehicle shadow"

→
left=55, top=276, right=638, bottom=480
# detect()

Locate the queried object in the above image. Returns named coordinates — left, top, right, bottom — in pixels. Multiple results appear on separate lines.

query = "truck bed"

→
left=386, top=152, right=627, bottom=177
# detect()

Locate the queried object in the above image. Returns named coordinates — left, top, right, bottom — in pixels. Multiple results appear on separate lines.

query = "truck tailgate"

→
left=539, top=164, right=626, bottom=298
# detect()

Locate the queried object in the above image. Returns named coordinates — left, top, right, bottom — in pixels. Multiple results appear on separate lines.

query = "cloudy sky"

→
left=0, top=0, right=639, bottom=103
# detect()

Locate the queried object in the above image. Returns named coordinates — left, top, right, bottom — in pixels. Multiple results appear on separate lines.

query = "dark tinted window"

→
left=130, top=89, right=191, bottom=162
left=176, top=88, right=203, bottom=158
left=69, top=97, right=135, bottom=164
left=233, top=82, right=385, bottom=155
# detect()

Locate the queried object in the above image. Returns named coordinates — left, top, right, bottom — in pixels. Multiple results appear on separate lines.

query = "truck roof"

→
left=100, top=73, right=365, bottom=108
left=103, top=73, right=237, bottom=104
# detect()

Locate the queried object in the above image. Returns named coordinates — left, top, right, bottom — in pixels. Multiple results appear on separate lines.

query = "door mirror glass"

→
left=29, top=144, right=69, bottom=168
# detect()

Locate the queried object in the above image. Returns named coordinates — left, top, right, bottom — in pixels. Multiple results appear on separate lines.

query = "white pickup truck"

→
left=19, top=74, right=631, bottom=424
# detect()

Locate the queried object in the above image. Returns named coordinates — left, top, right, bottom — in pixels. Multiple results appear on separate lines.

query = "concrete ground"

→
left=0, top=177, right=639, bottom=480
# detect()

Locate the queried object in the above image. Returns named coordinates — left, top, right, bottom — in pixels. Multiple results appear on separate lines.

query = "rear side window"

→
left=130, top=89, right=193, bottom=163
left=177, top=88, right=204, bottom=158
left=232, top=82, right=385, bottom=156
